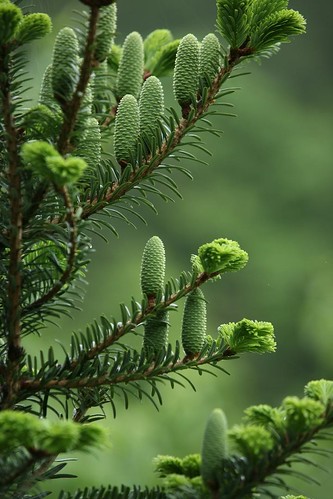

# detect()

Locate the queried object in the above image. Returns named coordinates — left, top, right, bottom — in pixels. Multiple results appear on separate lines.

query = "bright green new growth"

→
left=173, top=33, right=200, bottom=108
left=114, top=94, right=140, bottom=165
left=198, top=237, right=249, bottom=275
left=218, top=318, right=276, bottom=353
left=0, top=2, right=23, bottom=44
left=51, top=27, right=80, bottom=105
left=94, top=3, right=117, bottom=63
left=201, top=408, right=229, bottom=488
left=0, top=411, right=106, bottom=454
left=216, top=0, right=306, bottom=54
left=181, top=287, right=207, bottom=356
left=281, top=496, right=309, bottom=499
left=107, top=43, right=122, bottom=72
left=304, top=379, right=333, bottom=406
left=148, top=39, right=180, bottom=77
left=139, top=76, right=164, bottom=143
left=143, top=310, right=169, bottom=356
left=199, top=33, right=221, bottom=84
left=15, top=13, right=52, bottom=44
left=21, top=140, right=87, bottom=186
left=115, top=31, right=144, bottom=100
left=282, top=396, right=325, bottom=433
left=229, top=424, right=274, bottom=458
left=144, top=29, right=173, bottom=69
left=140, top=236, right=166, bottom=297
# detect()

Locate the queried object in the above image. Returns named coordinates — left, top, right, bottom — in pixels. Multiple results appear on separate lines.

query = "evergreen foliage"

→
left=0, top=0, right=329, bottom=498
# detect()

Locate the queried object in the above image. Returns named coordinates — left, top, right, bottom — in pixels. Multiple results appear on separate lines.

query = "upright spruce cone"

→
left=140, top=236, right=166, bottom=298
left=94, top=3, right=117, bottom=63
left=51, top=27, right=80, bottom=105
left=173, top=33, right=200, bottom=110
left=116, top=31, right=144, bottom=100
left=143, top=310, right=169, bottom=357
left=201, top=408, right=229, bottom=489
left=139, top=76, right=164, bottom=143
left=114, top=94, right=139, bottom=166
left=199, top=33, right=221, bottom=84
left=181, top=287, right=207, bottom=356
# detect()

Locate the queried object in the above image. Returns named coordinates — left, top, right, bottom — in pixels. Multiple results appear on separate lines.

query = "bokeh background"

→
left=22, top=0, right=333, bottom=497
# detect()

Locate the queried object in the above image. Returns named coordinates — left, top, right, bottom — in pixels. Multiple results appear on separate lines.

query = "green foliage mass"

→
left=1, top=0, right=331, bottom=498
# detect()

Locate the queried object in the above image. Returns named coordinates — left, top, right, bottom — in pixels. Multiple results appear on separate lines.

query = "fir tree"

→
left=0, top=1, right=330, bottom=498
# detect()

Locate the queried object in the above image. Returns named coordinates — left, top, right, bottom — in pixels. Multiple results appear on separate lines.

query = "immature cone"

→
left=140, top=236, right=166, bottom=298
left=139, top=76, right=164, bottom=143
left=199, top=33, right=221, bottom=84
left=201, top=408, right=229, bottom=489
left=181, top=287, right=207, bottom=356
left=94, top=3, right=117, bottom=63
left=173, top=34, right=200, bottom=109
left=143, top=310, right=169, bottom=356
left=51, top=27, right=80, bottom=105
left=116, top=31, right=144, bottom=100
left=114, top=94, right=139, bottom=166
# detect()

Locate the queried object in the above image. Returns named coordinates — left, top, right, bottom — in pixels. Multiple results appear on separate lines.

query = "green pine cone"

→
left=144, top=29, right=173, bottom=69
left=115, top=31, right=144, bottom=100
left=0, top=3, right=23, bottom=44
left=114, top=94, right=139, bottom=165
left=143, top=310, right=169, bottom=356
left=173, top=33, right=200, bottom=108
left=139, top=76, right=164, bottom=142
left=75, top=117, right=101, bottom=170
left=140, top=236, right=166, bottom=297
left=181, top=287, right=207, bottom=356
left=94, top=3, right=117, bottom=63
left=15, top=13, right=52, bottom=44
left=199, top=33, right=221, bottom=84
left=201, top=408, right=229, bottom=488
left=51, top=27, right=80, bottom=105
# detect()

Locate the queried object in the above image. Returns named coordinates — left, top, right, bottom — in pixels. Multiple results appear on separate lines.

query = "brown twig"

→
left=0, top=45, right=24, bottom=406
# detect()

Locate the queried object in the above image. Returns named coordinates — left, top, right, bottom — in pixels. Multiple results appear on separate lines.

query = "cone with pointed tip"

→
left=199, top=33, right=221, bottom=84
left=51, top=27, right=80, bottom=106
left=139, top=76, right=164, bottom=145
left=114, top=94, right=139, bottom=166
left=140, top=236, right=166, bottom=298
left=201, top=408, right=229, bottom=490
left=173, top=33, right=200, bottom=109
left=115, top=31, right=144, bottom=100
left=181, top=287, right=207, bottom=357
left=94, top=3, right=117, bottom=63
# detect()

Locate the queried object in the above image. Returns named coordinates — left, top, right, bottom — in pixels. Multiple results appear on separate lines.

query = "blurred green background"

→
left=23, top=0, right=333, bottom=497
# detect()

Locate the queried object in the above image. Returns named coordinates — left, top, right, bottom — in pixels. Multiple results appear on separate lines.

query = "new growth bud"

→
left=198, top=237, right=248, bottom=275
left=0, top=2, right=23, bottom=44
left=15, top=13, right=52, bottom=44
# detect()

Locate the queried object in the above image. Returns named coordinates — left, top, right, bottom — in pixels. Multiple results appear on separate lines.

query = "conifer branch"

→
left=57, top=5, right=100, bottom=155
left=0, top=44, right=24, bottom=405
left=81, top=51, right=244, bottom=220
left=24, top=186, right=78, bottom=312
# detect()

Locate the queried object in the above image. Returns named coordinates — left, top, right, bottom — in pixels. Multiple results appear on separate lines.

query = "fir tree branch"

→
left=20, top=343, right=235, bottom=392
left=81, top=50, right=246, bottom=220
left=68, top=269, right=213, bottom=368
left=57, top=5, right=100, bottom=155
left=0, top=44, right=25, bottom=406
left=24, top=186, right=78, bottom=312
